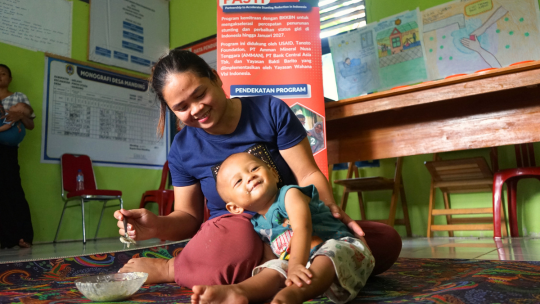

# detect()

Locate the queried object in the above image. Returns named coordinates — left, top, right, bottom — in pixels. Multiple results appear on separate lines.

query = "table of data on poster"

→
left=51, top=87, right=159, bottom=145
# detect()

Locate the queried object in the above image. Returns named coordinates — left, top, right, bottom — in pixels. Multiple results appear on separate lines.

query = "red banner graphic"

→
left=217, top=0, right=327, bottom=176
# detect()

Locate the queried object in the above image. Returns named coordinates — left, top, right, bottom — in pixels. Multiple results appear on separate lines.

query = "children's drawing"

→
left=422, top=0, right=540, bottom=79
left=373, top=9, right=429, bottom=90
left=329, top=24, right=380, bottom=99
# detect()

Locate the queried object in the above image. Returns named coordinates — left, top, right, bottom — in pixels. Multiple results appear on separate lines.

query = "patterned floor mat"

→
left=1, top=241, right=539, bottom=303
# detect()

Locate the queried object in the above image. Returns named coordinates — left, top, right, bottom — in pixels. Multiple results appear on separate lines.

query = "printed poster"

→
left=41, top=56, right=168, bottom=169
left=0, top=0, right=72, bottom=57
left=88, top=0, right=169, bottom=74
left=373, top=9, right=429, bottom=90
left=422, top=0, right=540, bottom=80
left=181, top=36, right=218, bottom=70
left=217, top=0, right=328, bottom=175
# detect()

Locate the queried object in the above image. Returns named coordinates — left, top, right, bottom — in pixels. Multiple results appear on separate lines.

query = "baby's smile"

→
left=248, top=180, right=262, bottom=193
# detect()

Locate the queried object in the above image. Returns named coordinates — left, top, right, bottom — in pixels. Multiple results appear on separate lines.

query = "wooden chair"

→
left=493, top=143, right=540, bottom=238
left=333, top=158, right=412, bottom=236
left=425, top=150, right=507, bottom=237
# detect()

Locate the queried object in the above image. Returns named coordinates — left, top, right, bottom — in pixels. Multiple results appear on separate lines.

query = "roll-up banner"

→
left=217, top=0, right=328, bottom=176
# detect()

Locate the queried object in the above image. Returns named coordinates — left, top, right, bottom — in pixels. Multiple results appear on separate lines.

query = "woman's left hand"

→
left=326, top=201, right=365, bottom=237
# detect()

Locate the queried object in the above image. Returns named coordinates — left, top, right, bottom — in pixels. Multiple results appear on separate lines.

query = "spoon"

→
left=119, top=216, right=136, bottom=247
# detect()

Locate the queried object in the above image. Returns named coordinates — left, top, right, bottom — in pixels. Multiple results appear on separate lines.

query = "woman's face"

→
left=315, top=124, right=323, bottom=134
left=0, top=67, right=12, bottom=89
left=162, top=71, right=228, bottom=132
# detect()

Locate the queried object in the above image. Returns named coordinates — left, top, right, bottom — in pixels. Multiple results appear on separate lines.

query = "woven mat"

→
left=1, top=241, right=539, bottom=303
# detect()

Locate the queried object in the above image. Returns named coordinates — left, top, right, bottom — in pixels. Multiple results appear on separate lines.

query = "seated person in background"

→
left=0, top=102, right=33, bottom=146
left=191, top=152, right=375, bottom=304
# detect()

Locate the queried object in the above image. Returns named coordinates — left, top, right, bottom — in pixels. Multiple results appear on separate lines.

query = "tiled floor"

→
left=1, top=237, right=540, bottom=264
left=400, top=237, right=540, bottom=261
left=0, top=238, right=187, bottom=264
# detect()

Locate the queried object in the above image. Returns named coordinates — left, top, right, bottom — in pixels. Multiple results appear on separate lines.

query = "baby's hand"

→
left=286, top=263, right=313, bottom=287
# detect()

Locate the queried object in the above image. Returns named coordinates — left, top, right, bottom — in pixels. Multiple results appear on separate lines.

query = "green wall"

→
left=0, top=0, right=162, bottom=243
left=2, top=0, right=539, bottom=243
left=170, top=1, right=217, bottom=48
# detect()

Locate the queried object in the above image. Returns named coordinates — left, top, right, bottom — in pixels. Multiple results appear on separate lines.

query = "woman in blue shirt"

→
left=114, top=50, right=401, bottom=290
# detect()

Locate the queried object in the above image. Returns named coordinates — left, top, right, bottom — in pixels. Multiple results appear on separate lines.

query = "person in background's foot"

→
left=19, top=239, right=31, bottom=248
left=1, top=239, right=32, bottom=249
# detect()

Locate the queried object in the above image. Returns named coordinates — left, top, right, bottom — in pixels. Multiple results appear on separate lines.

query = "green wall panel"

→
left=170, top=0, right=217, bottom=49
left=0, top=0, right=162, bottom=243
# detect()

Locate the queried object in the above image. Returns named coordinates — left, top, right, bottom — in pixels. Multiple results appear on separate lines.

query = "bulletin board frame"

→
left=41, top=53, right=169, bottom=169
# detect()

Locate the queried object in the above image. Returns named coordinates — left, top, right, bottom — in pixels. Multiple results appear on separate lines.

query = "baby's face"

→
left=217, top=153, right=279, bottom=215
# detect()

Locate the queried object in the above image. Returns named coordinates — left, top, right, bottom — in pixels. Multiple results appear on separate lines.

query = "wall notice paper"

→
left=373, top=9, right=429, bottom=90
left=41, top=56, right=168, bottom=169
left=89, top=0, right=169, bottom=74
left=329, top=24, right=381, bottom=100
left=0, top=0, right=72, bottom=57
left=422, top=0, right=540, bottom=80
left=217, top=0, right=328, bottom=175
left=182, top=37, right=217, bottom=70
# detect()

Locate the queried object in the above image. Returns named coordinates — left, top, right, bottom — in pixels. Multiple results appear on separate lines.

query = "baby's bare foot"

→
left=191, top=285, right=248, bottom=304
left=119, top=257, right=173, bottom=284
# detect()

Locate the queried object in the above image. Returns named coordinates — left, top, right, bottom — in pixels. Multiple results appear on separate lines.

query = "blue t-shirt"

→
left=168, top=95, right=306, bottom=219
left=251, top=185, right=354, bottom=257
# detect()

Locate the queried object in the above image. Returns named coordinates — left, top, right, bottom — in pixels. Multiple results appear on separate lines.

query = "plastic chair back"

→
left=158, top=161, right=170, bottom=190
left=61, top=154, right=97, bottom=193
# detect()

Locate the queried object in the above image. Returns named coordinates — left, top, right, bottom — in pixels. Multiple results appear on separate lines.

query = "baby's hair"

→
left=211, top=144, right=282, bottom=185
left=213, top=144, right=284, bottom=200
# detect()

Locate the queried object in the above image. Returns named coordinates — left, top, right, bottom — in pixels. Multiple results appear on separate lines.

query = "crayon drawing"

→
left=329, top=24, right=380, bottom=99
left=373, top=9, right=429, bottom=90
left=422, top=0, right=540, bottom=79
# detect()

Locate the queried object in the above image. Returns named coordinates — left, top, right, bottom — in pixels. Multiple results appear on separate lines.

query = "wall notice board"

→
left=41, top=55, right=169, bottom=169
left=88, top=0, right=169, bottom=74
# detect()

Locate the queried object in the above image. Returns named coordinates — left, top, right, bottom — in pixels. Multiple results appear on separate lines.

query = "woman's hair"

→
left=0, top=64, right=12, bottom=78
left=151, top=49, right=217, bottom=137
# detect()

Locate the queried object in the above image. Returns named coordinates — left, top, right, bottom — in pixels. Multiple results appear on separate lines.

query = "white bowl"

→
left=75, top=272, right=148, bottom=302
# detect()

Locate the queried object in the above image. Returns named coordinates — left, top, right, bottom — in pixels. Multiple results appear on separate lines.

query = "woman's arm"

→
left=3, top=112, right=35, bottom=130
left=284, top=188, right=313, bottom=287
left=280, top=138, right=365, bottom=237
left=19, top=116, right=34, bottom=130
left=115, top=182, right=205, bottom=241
